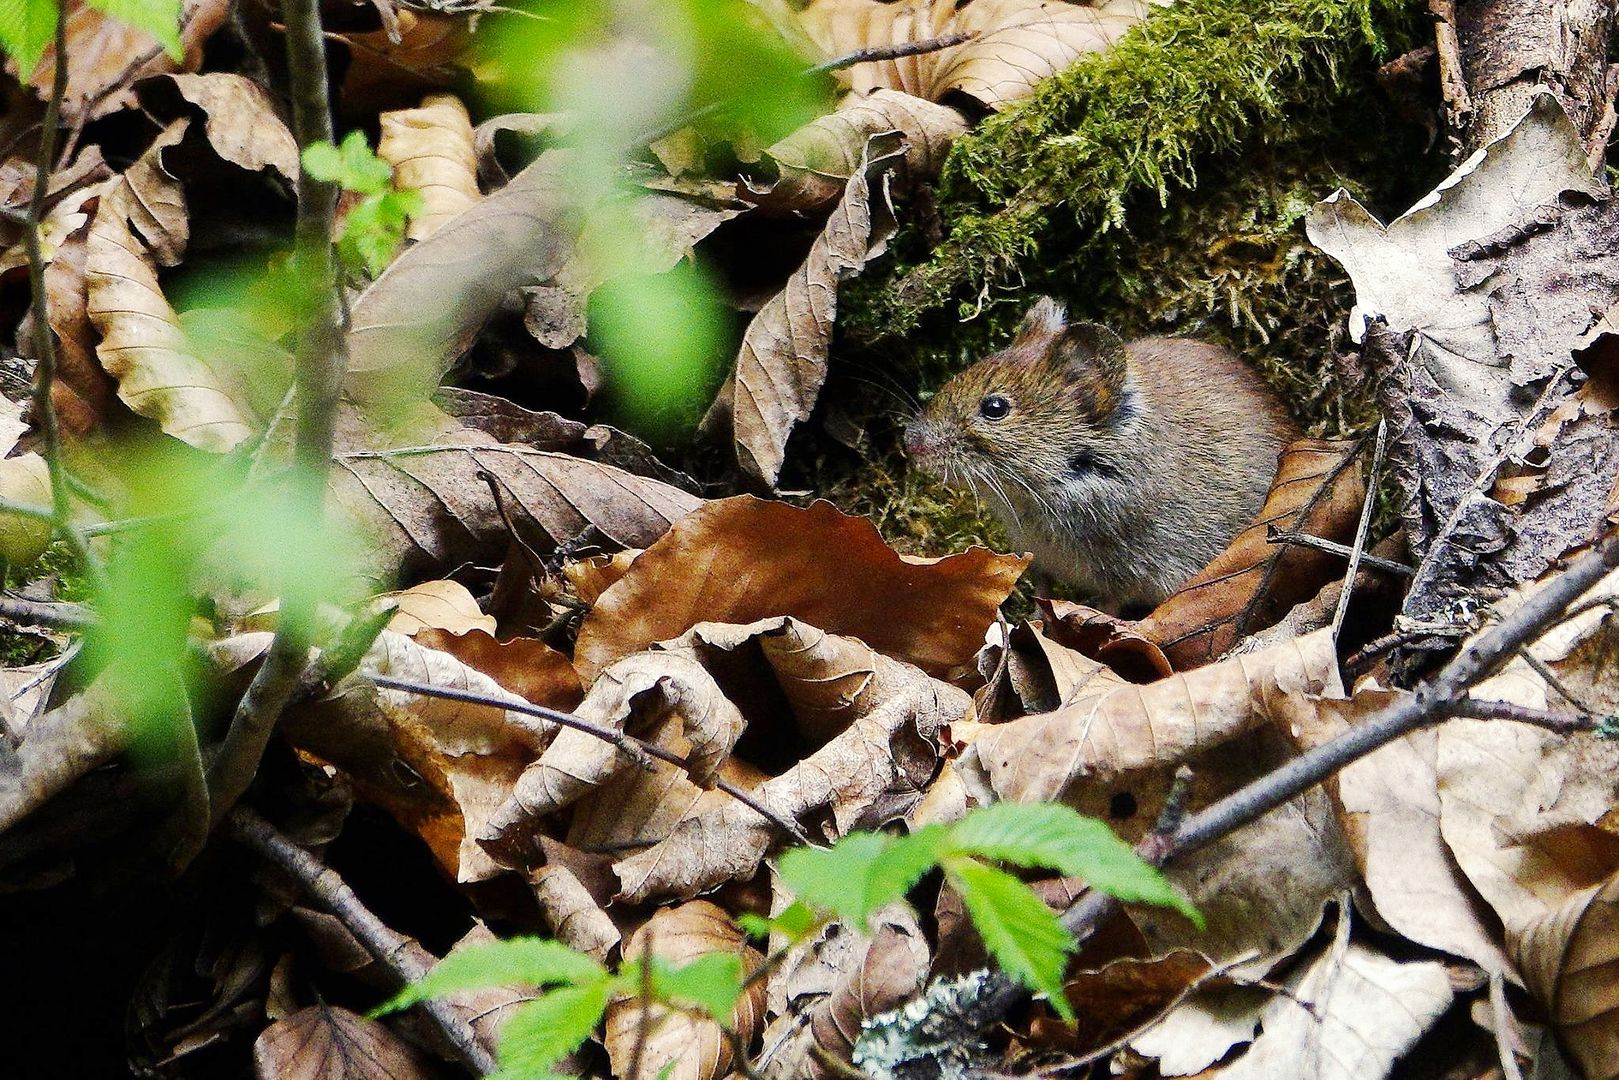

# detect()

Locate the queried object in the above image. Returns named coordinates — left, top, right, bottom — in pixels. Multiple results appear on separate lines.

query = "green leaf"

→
left=652, top=953, right=744, bottom=1022
left=85, top=0, right=180, bottom=58
left=778, top=828, right=943, bottom=927
left=948, top=803, right=1201, bottom=926
left=377, top=938, right=607, bottom=1014
left=300, top=141, right=345, bottom=183
left=0, top=0, right=56, bottom=79
left=944, top=856, right=1075, bottom=1021
left=301, top=131, right=394, bottom=194
left=497, top=983, right=613, bottom=1076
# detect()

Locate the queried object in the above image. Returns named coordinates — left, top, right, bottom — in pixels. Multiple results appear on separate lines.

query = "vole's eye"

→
left=979, top=394, right=1012, bottom=421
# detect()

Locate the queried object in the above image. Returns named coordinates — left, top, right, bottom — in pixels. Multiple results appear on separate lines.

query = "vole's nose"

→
left=903, top=423, right=929, bottom=460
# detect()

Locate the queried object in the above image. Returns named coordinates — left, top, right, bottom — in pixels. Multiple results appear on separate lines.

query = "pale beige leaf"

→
left=799, top=0, right=1147, bottom=110
left=531, top=864, right=621, bottom=963
left=747, top=89, right=967, bottom=211
left=345, top=151, right=575, bottom=409
left=377, top=93, right=480, bottom=239
left=1127, top=984, right=1270, bottom=1075
left=717, top=136, right=900, bottom=484
left=138, top=73, right=298, bottom=179
left=253, top=1005, right=430, bottom=1080
left=85, top=121, right=290, bottom=452
left=1215, top=925, right=1452, bottom=1080
left=574, top=497, right=1026, bottom=683
left=382, top=580, right=496, bottom=636
left=563, top=550, right=640, bottom=606
left=602, top=901, right=766, bottom=1080
left=1512, top=870, right=1619, bottom=1080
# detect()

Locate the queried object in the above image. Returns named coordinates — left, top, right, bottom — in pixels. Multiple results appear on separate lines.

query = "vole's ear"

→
left=1054, top=322, right=1129, bottom=417
left=1011, top=296, right=1067, bottom=345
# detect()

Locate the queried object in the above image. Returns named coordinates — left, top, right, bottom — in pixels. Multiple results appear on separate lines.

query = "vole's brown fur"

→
left=904, top=298, right=1298, bottom=611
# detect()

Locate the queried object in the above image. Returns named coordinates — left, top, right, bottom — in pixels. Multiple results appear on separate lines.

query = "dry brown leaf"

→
left=382, top=580, right=496, bottom=636
left=564, top=551, right=641, bottom=606
left=85, top=121, right=292, bottom=452
left=531, top=864, right=621, bottom=963
left=331, top=408, right=702, bottom=588
left=434, top=924, right=541, bottom=1059
left=269, top=630, right=558, bottom=882
left=1036, top=599, right=1173, bottom=684
left=17, top=0, right=231, bottom=124
left=135, top=73, right=298, bottom=180
left=575, top=497, right=1026, bottom=683
left=1512, top=869, right=1619, bottom=1080
left=760, top=906, right=930, bottom=1078
left=337, top=10, right=475, bottom=116
left=962, top=629, right=1340, bottom=804
left=412, top=628, right=583, bottom=711
left=253, top=1005, right=431, bottom=1080
left=345, top=151, right=575, bottom=410
left=602, top=901, right=766, bottom=1080
left=33, top=177, right=119, bottom=437
left=0, top=398, right=53, bottom=563
left=377, top=93, right=481, bottom=240
left=1052, top=950, right=1215, bottom=1058
left=799, top=0, right=1147, bottom=110
left=713, top=136, right=900, bottom=484
left=975, top=619, right=1132, bottom=723
left=746, top=89, right=967, bottom=212
left=612, top=657, right=965, bottom=903
left=0, top=673, right=125, bottom=834
left=1138, top=439, right=1366, bottom=669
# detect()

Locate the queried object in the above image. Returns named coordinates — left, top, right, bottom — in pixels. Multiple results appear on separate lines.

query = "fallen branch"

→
left=227, top=806, right=496, bottom=1075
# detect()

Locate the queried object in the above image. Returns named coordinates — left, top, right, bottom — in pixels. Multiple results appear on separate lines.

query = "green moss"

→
left=851, top=0, right=1423, bottom=335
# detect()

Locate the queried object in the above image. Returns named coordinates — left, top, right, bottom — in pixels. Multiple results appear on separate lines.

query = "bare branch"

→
left=227, top=806, right=496, bottom=1075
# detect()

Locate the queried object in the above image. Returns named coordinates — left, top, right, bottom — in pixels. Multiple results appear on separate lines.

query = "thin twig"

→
left=227, top=806, right=496, bottom=1075
left=1449, top=697, right=1602, bottom=736
left=1428, top=0, right=1472, bottom=148
left=1265, top=529, right=1413, bottom=577
left=205, top=0, right=348, bottom=825
left=1331, top=419, right=1387, bottom=640
left=367, top=674, right=818, bottom=847
left=1517, top=650, right=1596, bottom=715
left=629, top=933, right=654, bottom=1080
left=20, top=5, right=105, bottom=596
left=967, top=529, right=1619, bottom=1025
left=804, top=32, right=975, bottom=77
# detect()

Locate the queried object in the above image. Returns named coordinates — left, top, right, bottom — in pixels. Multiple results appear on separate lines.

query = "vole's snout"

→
left=902, top=421, right=933, bottom=463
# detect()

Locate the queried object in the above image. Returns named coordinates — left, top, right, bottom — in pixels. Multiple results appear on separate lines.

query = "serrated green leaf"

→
left=948, top=803, right=1201, bottom=926
left=497, top=983, right=612, bottom=1076
left=945, top=856, right=1075, bottom=1020
left=736, top=913, right=772, bottom=940
left=300, top=142, right=344, bottom=182
left=377, top=938, right=607, bottom=1014
left=779, top=828, right=942, bottom=927
left=652, top=953, right=744, bottom=1022
left=339, top=129, right=394, bottom=193
left=85, top=0, right=179, bottom=58
left=0, top=0, right=57, bottom=80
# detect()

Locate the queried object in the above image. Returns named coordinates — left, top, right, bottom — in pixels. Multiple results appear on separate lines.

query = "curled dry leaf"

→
left=271, top=630, right=557, bottom=882
left=746, top=89, right=967, bottom=212
left=32, top=174, right=119, bottom=437
left=331, top=409, right=701, bottom=587
left=337, top=9, right=475, bottom=117
left=962, top=629, right=1341, bottom=805
left=490, top=650, right=745, bottom=830
left=575, top=497, right=1027, bottom=683
left=612, top=652, right=966, bottom=903
left=1137, top=439, right=1365, bottom=669
left=564, top=551, right=640, bottom=606
left=1051, top=950, right=1215, bottom=1058
left=377, top=93, right=481, bottom=240
left=86, top=121, right=292, bottom=452
left=713, top=136, right=901, bottom=485
left=382, top=579, right=496, bottom=636
left=761, top=908, right=931, bottom=1078
left=434, top=924, right=541, bottom=1058
left=1036, top=599, right=1172, bottom=684
left=135, top=73, right=298, bottom=180
left=1512, top=869, right=1619, bottom=1080
left=799, top=0, right=1148, bottom=110
left=602, top=900, right=766, bottom=1080
left=17, top=0, right=231, bottom=124
left=531, top=864, right=621, bottom=963
left=0, top=397, right=53, bottom=564
left=975, top=618, right=1133, bottom=723
left=253, top=1005, right=431, bottom=1080
left=412, top=628, right=583, bottom=711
